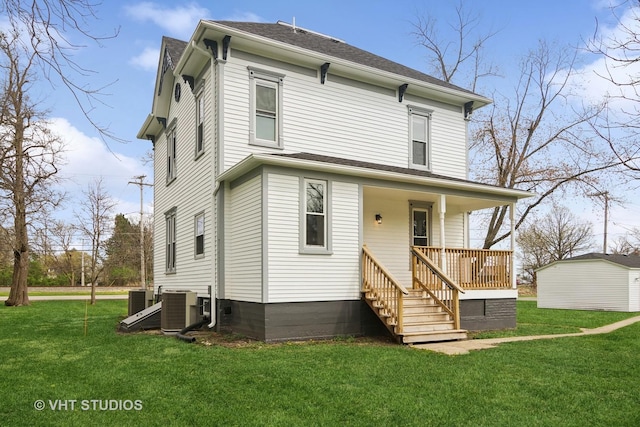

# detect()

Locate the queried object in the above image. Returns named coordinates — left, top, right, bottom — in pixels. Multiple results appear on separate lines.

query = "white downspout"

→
left=209, top=48, right=226, bottom=328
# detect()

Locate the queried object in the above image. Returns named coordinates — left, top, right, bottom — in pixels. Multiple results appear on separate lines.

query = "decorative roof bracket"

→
left=320, top=62, right=330, bottom=84
left=222, top=35, right=231, bottom=60
left=203, top=38, right=218, bottom=59
left=398, top=83, right=408, bottom=102
left=182, top=75, right=195, bottom=92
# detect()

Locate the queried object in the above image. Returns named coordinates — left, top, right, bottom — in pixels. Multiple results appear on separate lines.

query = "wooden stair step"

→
left=400, top=329, right=468, bottom=344
left=400, top=321, right=455, bottom=333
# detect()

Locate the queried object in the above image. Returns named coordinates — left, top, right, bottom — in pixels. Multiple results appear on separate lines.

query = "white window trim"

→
left=408, top=106, right=433, bottom=171
left=248, top=67, right=284, bottom=149
left=166, top=122, right=177, bottom=184
left=195, top=85, right=205, bottom=159
left=165, top=208, right=177, bottom=273
left=299, top=178, right=332, bottom=254
left=194, top=211, right=205, bottom=258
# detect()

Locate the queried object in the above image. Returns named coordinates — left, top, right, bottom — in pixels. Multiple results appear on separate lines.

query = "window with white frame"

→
left=194, top=212, right=204, bottom=257
left=409, top=107, right=432, bottom=170
left=195, top=90, right=205, bottom=157
left=249, top=68, right=284, bottom=148
left=166, top=126, right=177, bottom=183
left=304, top=179, right=328, bottom=249
left=165, top=208, right=177, bottom=273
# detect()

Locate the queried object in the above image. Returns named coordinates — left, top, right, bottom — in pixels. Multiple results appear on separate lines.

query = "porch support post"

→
left=510, top=203, right=516, bottom=289
left=439, top=194, right=446, bottom=272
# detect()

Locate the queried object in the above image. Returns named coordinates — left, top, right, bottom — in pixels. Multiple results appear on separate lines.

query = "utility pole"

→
left=129, top=175, right=153, bottom=290
left=589, top=191, right=609, bottom=254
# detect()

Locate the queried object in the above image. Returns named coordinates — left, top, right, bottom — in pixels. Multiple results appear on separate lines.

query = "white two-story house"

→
left=137, top=20, right=531, bottom=343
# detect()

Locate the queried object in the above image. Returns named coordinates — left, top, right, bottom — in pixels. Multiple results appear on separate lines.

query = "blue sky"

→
left=26, top=0, right=637, bottom=246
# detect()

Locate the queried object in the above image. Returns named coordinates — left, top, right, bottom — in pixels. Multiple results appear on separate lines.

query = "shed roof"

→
left=556, top=253, right=640, bottom=269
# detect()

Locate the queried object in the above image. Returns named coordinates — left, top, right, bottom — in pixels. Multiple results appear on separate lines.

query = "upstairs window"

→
left=409, top=107, right=432, bottom=170
left=166, top=125, right=177, bottom=183
left=165, top=208, right=177, bottom=273
left=249, top=68, right=284, bottom=148
left=195, top=90, right=205, bottom=157
left=195, top=212, right=204, bottom=258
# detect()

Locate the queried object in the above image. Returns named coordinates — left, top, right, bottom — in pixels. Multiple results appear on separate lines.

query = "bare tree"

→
left=518, top=205, right=595, bottom=285
left=610, top=229, right=640, bottom=254
left=411, top=0, right=500, bottom=91
left=586, top=0, right=640, bottom=174
left=0, top=0, right=120, bottom=141
left=0, top=29, right=64, bottom=306
left=471, top=41, right=620, bottom=248
left=74, top=178, right=115, bottom=304
left=47, top=220, right=78, bottom=285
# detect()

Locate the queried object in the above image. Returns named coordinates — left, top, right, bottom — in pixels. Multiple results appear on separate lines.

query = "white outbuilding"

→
left=537, top=253, right=640, bottom=312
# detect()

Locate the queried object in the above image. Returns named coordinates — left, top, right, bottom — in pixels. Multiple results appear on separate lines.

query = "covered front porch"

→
left=361, top=184, right=526, bottom=342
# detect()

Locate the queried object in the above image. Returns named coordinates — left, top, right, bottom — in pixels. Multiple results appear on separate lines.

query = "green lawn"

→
left=1, top=301, right=639, bottom=426
left=470, top=301, right=640, bottom=338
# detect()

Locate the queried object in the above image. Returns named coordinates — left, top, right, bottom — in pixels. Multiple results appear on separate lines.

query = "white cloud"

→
left=124, top=2, right=209, bottom=39
left=51, top=118, right=153, bottom=222
left=130, top=46, right=160, bottom=71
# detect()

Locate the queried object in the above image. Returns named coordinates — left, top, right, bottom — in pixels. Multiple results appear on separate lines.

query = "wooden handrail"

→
left=411, top=246, right=462, bottom=330
left=362, top=245, right=408, bottom=334
left=362, top=245, right=408, bottom=295
left=413, top=246, right=512, bottom=289
left=411, top=248, right=465, bottom=294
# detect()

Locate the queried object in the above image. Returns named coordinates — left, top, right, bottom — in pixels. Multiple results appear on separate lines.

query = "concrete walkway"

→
left=412, top=315, right=640, bottom=355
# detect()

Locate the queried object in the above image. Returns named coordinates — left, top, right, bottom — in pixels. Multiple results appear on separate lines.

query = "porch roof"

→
left=219, top=153, right=533, bottom=209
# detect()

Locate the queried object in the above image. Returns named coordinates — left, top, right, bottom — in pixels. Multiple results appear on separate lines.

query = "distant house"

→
left=136, top=20, right=531, bottom=343
left=537, top=253, right=640, bottom=312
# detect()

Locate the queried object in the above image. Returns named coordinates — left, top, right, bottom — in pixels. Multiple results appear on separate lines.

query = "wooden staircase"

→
left=397, top=289, right=467, bottom=344
left=362, top=245, right=467, bottom=345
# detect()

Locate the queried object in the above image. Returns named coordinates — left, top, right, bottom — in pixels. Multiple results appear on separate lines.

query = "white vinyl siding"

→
left=267, top=174, right=360, bottom=302
left=226, top=176, right=263, bottom=302
left=363, top=187, right=469, bottom=285
left=152, top=65, right=214, bottom=297
left=538, top=261, right=638, bottom=312
left=222, top=51, right=468, bottom=179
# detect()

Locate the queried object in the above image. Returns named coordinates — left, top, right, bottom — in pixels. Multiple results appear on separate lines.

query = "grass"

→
left=470, top=301, right=640, bottom=338
left=0, top=290, right=129, bottom=297
left=0, top=301, right=639, bottom=426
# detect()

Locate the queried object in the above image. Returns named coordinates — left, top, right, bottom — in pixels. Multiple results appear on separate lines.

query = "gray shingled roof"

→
left=163, top=36, right=188, bottom=66
left=273, top=152, right=507, bottom=190
left=211, top=21, right=477, bottom=97
left=563, top=253, right=640, bottom=268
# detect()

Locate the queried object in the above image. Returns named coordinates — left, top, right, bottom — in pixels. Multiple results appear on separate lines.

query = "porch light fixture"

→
left=375, top=214, right=382, bottom=224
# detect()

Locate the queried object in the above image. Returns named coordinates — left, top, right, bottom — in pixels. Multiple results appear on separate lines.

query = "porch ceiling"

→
left=363, top=186, right=514, bottom=212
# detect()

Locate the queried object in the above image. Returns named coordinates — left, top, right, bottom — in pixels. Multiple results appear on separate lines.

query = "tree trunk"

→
left=5, top=247, right=29, bottom=306
left=5, top=119, right=30, bottom=307
left=90, top=281, right=96, bottom=305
